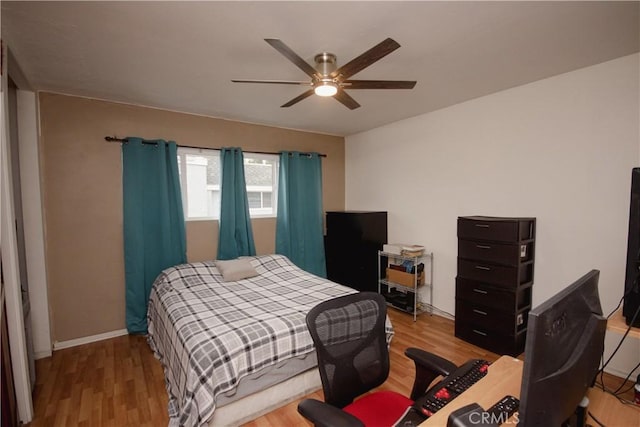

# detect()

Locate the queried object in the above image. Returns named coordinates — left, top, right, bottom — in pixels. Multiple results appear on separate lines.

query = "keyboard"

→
left=414, top=359, right=491, bottom=418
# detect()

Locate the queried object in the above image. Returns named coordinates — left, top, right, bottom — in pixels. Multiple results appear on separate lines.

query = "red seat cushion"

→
left=344, top=390, right=414, bottom=427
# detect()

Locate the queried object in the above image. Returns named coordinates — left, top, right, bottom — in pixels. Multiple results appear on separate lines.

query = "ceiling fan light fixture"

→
left=314, top=81, right=338, bottom=97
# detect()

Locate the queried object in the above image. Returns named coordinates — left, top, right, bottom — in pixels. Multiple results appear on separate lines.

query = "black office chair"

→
left=298, top=292, right=458, bottom=427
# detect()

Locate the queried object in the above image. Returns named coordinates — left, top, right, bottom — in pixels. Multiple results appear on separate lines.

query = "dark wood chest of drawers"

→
left=455, top=216, right=536, bottom=356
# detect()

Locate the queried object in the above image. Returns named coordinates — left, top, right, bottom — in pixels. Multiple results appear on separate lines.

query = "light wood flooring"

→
left=27, top=309, right=636, bottom=426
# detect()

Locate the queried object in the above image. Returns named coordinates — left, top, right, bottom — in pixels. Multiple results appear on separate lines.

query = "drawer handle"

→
left=472, top=288, right=488, bottom=295
left=473, top=309, right=488, bottom=316
left=475, top=265, right=491, bottom=271
left=474, top=224, right=490, bottom=228
left=476, top=244, right=492, bottom=249
left=472, top=329, right=488, bottom=336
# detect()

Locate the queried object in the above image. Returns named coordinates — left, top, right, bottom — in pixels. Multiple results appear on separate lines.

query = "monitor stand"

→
left=562, top=396, right=589, bottom=427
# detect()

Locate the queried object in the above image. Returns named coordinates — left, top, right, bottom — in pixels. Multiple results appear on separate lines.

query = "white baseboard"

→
left=34, top=350, right=52, bottom=360
left=53, top=328, right=129, bottom=351
left=603, top=365, right=638, bottom=380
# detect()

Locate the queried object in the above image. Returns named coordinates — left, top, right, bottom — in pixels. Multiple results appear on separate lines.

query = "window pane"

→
left=247, top=191, right=262, bottom=209
left=244, top=153, right=279, bottom=217
left=263, top=192, right=272, bottom=208
left=245, top=160, right=273, bottom=186
left=178, top=148, right=221, bottom=220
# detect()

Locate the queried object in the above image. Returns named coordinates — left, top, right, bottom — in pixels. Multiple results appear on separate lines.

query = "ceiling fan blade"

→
left=265, top=39, right=318, bottom=79
left=330, top=38, right=401, bottom=80
left=281, top=89, right=315, bottom=108
left=342, top=80, right=416, bottom=89
left=333, top=89, right=361, bottom=110
left=231, top=79, right=311, bottom=85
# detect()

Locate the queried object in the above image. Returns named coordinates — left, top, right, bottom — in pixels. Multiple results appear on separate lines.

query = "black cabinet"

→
left=325, top=211, right=387, bottom=292
left=455, top=216, right=536, bottom=356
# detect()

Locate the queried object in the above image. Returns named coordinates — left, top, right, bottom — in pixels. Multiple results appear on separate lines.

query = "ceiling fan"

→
left=231, top=38, right=416, bottom=110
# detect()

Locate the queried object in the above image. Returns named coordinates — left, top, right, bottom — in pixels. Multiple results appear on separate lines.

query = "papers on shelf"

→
left=383, top=243, right=425, bottom=257
left=383, top=243, right=405, bottom=255
left=402, top=244, right=425, bottom=257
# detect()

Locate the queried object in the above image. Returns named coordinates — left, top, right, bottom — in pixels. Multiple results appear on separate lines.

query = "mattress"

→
left=216, top=351, right=317, bottom=407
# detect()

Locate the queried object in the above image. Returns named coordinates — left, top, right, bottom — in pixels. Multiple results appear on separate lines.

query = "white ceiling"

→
left=2, top=1, right=639, bottom=136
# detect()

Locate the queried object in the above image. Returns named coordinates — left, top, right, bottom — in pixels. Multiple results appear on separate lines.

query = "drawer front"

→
left=455, top=321, right=527, bottom=356
left=458, top=239, right=523, bottom=266
left=455, top=299, right=526, bottom=335
left=457, top=218, right=520, bottom=242
left=457, top=259, right=517, bottom=287
left=456, top=278, right=532, bottom=312
left=455, top=278, right=516, bottom=310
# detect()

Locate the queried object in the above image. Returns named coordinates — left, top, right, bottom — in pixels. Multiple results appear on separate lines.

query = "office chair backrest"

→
left=306, top=292, right=390, bottom=408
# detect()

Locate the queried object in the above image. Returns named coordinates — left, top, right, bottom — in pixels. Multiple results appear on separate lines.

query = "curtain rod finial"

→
left=105, top=136, right=127, bottom=143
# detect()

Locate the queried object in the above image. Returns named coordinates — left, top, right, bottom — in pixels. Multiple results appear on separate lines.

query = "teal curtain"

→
left=123, top=138, right=186, bottom=334
left=217, top=147, right=256, bottom=260
left=276, top=151, right=326, bottom=277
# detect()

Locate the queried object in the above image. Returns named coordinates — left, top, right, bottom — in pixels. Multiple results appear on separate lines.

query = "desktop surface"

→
left=419, top=356, right=522, bottom=426
left=585, top=387, right=640, bottom=426
left=608, top=307, right=640, bottom=339
left=419, top=355, right=640, bottom=426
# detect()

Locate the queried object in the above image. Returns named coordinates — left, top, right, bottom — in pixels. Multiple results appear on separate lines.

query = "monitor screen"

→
left=518, top=270, right=606, bottom=427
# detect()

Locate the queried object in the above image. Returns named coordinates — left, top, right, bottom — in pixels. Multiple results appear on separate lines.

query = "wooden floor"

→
left=28, top=331, right=168, bottom=426
left=27, top=309, right=636, bottom=426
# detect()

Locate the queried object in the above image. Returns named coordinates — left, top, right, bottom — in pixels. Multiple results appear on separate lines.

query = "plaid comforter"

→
left=147, top=254, right=390, bottom=427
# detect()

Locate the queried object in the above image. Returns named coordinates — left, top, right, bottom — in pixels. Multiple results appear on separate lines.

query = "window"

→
left=177, top=148, right=279, bottom=220
left=244, top=153, right=279, bottom=217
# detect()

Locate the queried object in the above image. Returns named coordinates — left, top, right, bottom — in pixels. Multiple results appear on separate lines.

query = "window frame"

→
left=177, top=147, right=279, bottom=221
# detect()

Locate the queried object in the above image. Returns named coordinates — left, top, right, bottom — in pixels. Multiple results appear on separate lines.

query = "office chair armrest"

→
left=298, top=398, right=365, bottom=427
left=405, top=348, right=458, bottom=401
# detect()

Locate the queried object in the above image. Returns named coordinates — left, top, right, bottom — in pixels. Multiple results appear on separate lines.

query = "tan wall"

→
left=39, top=92, right=345, bottom=342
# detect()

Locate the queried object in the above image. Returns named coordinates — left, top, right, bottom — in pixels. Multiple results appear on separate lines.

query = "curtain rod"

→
left=104, top=136, right=327, bottom=157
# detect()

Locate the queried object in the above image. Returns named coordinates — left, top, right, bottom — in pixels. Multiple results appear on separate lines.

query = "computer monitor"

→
left=518, top=270, right=606, bottom=427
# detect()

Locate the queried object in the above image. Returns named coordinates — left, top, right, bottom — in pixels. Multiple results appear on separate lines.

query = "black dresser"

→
left=325, top=211, right=387, bottom=293
left=455, top=216, right=536, bottom=356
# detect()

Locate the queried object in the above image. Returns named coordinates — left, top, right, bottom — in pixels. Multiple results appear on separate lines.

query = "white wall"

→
left=346, top=54, right=639, bottom=374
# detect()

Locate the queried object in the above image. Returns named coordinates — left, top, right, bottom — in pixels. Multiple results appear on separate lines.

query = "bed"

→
left=147, top=254, right=393, bottom=427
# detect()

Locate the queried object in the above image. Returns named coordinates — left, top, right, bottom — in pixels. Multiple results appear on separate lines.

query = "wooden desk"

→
left=607, top=307, right=640, bottom=339
left=420, top=355, right=640, bottom=426
left=420, top=356, right=523, bottom=426
left=586, top=387, right=640, bottom=426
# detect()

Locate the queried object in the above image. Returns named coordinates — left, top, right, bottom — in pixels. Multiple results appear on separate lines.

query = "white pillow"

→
left=216, top=259, right=259, bottom=282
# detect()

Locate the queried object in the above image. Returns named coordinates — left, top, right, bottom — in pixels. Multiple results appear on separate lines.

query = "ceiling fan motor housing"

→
left=314, top=53, right=337, bottom=78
